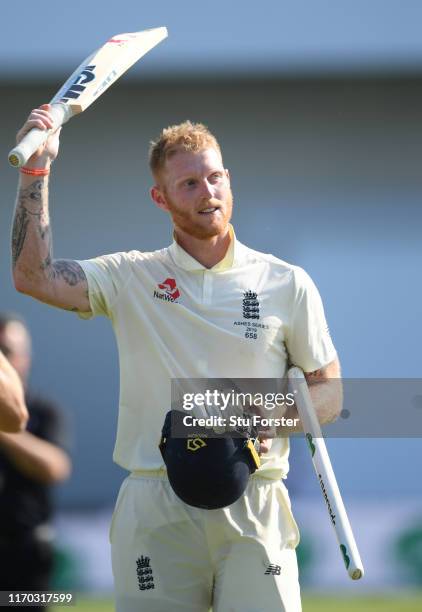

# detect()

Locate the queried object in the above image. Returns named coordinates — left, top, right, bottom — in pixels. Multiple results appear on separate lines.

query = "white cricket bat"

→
left=8, top=27, right=168, bottom=168
left=288, top=367, right=364, bottom=580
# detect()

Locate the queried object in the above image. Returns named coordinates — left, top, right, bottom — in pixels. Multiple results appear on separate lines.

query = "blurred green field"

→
left=52, top=593, right=422, bottom=612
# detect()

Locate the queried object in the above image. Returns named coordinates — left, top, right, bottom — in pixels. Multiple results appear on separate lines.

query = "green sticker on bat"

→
left=340, top=544, right=351, bottom=569
left=306, top=433, right=315, bottom=457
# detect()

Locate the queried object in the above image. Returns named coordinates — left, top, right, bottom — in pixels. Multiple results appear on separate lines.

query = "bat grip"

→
left=8, top=103, right=73, bottom=168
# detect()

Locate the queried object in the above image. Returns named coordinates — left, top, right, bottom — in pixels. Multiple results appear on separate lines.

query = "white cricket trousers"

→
left=110, top=470, right=302, bottom=612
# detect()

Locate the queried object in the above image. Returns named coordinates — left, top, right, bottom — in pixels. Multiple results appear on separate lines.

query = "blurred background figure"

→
left=0, top=347, right=28, bottom=432
left=0, top=313, right=71, bottom=609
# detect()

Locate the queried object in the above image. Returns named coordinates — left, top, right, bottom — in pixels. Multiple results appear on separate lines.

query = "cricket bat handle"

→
left=288, top=366, right=364, bottom=580
left=8, top=103, right=73, bottom=168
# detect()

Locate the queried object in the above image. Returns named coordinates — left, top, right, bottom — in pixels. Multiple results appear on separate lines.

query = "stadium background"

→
left=1, top=0, right=421, bottom=606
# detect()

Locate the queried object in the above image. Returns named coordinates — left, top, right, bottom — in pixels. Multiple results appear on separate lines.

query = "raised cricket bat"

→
left=8, top=27, right=168, bottom=168
left=288, top=367, right=364, bottom=580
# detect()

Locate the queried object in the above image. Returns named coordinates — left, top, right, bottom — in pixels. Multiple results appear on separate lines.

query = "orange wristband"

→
left=20, top=166, right=50, bottom=176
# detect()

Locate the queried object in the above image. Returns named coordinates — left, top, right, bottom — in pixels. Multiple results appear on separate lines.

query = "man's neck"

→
left=174, top=227, right=231, bottom=269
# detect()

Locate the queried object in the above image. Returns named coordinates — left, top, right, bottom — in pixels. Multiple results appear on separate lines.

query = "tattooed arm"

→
left=11, top=105, right=91, bottom=313
left=278, top=357, right=342, bottom=434
left=304, top=357, right=342, bottom=424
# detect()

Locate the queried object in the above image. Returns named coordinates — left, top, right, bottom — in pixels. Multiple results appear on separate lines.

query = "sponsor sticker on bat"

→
left=59, top=65, right=97, bottom=103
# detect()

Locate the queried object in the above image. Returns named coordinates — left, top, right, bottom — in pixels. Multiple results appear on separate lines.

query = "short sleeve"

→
left=285, top=267, right=337, bottom=372
left=76, top=252, right=133, bottom=319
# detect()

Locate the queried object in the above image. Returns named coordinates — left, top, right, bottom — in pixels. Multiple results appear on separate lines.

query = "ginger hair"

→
left=149, top=121, right=222, bottom=181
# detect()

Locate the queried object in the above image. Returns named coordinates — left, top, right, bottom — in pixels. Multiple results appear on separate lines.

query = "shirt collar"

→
left=168, top=224, right=238, bottom=272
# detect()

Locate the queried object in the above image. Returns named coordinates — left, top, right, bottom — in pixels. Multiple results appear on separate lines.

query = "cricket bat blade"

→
left=8, top=27, right=168, bottom=168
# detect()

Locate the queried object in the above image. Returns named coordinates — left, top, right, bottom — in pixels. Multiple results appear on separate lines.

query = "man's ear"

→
left=150, top=185, right=169, bottom=211
left=225, top=168, right=230, bottom=185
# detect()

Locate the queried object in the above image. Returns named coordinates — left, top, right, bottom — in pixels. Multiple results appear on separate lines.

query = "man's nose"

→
left=199, top=179, right=214, bottom=198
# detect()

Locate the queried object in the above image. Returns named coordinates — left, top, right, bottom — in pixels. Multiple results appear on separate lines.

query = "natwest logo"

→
left=154, top=278, right=180, bottom=302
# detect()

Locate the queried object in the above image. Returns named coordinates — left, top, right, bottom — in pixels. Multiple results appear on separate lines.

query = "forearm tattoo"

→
left=12, top=178, right=87, bottom=291
left=12, top=179, right=45, bottom=268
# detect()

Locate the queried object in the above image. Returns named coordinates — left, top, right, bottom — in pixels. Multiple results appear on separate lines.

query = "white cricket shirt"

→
left=77, top=227, right=336, bottom=478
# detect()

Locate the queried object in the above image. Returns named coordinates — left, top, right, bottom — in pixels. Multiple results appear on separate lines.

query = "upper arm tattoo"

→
left=305, top=368, right=326, bottom=384
left=52, top=260, right=87, bottom=286
left=305, top=359, right=340, bottom=385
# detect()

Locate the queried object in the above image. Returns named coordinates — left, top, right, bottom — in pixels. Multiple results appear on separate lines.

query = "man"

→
left=0, top=314, right=71, bottom=608
left=12, top=104, right=341, bottom=611
left=0, top=348, right=28, bottom=432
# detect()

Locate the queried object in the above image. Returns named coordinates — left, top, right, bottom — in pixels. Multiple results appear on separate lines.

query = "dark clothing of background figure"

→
left=0, top=394, right=68, bottom=610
